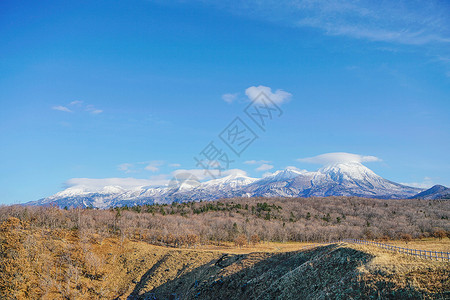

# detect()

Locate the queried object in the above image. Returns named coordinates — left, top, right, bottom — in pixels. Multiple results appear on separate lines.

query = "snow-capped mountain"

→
left=243, top=162, right=421, bottom=199
left=28, top=162, right=425, bottom=208
left=291, top=162, right=421, bottom=198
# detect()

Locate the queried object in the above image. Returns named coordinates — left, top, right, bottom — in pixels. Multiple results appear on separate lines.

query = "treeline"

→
left=1, top=196, right=449, bottom=245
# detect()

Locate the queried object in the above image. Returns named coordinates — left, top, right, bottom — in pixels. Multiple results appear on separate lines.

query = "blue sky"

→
left=1, top=0, right=449, bottom=204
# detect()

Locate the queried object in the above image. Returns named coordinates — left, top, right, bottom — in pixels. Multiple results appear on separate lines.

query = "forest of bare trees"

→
left=1, top=196, right=448, bottom=246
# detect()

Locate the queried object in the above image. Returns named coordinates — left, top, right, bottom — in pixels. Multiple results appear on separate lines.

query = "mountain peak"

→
left=318, top=162, right=379, bottom=181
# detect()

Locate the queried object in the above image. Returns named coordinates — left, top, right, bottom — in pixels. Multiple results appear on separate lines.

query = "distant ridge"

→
left=411, top=185, right=450, bottom=200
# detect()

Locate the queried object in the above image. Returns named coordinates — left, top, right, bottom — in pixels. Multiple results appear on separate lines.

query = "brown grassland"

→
left=0, top=196, right=449, bottom=299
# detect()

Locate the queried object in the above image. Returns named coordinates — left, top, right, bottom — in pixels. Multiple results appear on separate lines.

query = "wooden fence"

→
left=301, top=239, right=450, bottom=261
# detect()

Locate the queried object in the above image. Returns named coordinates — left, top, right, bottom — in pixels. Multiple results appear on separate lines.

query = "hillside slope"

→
left=129, top=243, right=449, bottom=300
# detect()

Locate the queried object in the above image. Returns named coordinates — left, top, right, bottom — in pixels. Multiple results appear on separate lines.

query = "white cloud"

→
left=245, top=85, right=292, bottom=105
left=52, top=105, right=72, bottom=113
left=118, top=163, right=134, bottom=173
left=223, top=169, right=248, bottom=176
left=222, top=93, right=239, bottom=103
left=256, top=163, right=274, bottom=171
left=401, top=177, right=434, bottom=189
left=65, top=176, right=169, bottom=191
left=145, top=161, right=164, bottom=172
left=169, top=163, right=181, bottom=168
left=297, top=152, right=381, bottom=165
left=86, top=105, right=103, bottom=114
left=70, top=100, right=83, bottom=106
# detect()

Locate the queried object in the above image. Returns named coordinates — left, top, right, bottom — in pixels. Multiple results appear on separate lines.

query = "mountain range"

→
left=26, top=162, right=447, bottom=209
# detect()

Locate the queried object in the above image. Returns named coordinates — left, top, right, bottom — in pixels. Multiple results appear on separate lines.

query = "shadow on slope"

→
left=127, top=243, right=449, bottom=299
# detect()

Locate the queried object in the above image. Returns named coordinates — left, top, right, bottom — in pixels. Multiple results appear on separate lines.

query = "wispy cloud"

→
left=256, top=163, right=274, bottom=171
left=297, top=152, right=381, bottom=165
left=70, top=100, right=83, bottom=106
left=222, top=93, right=239, bottom=103
left=291, top=1, right=450, bottom=45
left=85, top=105, right=103, bottom=115
left=244, top=160, right=271, bottom=165
left=145, top=161, right=164, bottom=172
left=65, top=176, right=169, bottom=190
left=118, top=161, right=165, bottom=173
left=210, top=0, right=450, bottom=46
left=169, top=163, right=181, bottom=168
left=118, top=163, right=135, bottom=174
left=198, top=0, right=450, bottom=74
left=52, top=105, right=72, bottom=113
left=401, top=177, right=435, bottom=189
left=52, top=101, right=103, bottom=115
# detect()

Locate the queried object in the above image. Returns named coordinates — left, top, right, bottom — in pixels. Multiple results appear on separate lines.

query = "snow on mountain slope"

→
left=166, top=173, right=258, bottom=203
left=201, top=173, right=258, bottom=189
left=258, top=168, right=306, bottom=183
left=28, top=163, right=424, bottom=208
left=244, top=168, right=306, bottom=197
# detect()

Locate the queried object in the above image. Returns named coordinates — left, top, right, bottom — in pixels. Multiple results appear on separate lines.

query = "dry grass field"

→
left=384, top=238, right=450, bottom=252
left=189, top=241, right=314, bottom=254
